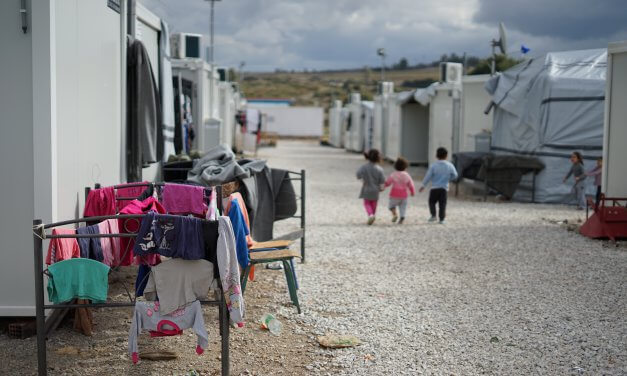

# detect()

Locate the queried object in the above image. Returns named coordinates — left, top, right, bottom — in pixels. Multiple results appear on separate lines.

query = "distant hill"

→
left=239, top=67, right=440, bottom=109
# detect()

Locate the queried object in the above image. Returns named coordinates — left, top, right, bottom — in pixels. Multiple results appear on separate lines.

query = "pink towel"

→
left=115, top=182, right=150, bottom=212
left=161, top=183, right=208, bottom=216
left=98, top=219, right=121, bottom=266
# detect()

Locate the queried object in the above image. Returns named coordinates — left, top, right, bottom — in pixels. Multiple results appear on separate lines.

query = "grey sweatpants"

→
left=388, top=197, right=408, bottom=218
left=574, top=182, right=586, bottom=209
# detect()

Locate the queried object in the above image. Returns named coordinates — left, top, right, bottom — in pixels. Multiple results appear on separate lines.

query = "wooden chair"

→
left=241, top=240, right=301, bottom=313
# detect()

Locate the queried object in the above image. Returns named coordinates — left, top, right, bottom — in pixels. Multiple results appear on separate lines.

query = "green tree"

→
left=469, top=54, right=523, bottom=75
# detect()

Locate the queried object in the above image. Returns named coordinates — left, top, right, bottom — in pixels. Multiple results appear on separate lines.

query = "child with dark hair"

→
left=357, top=149, right=386, bottom=225
left=563, top=151, right=586, bottom=210
left=384, top=157, right=415, bottom=224
left=419, top=147, right=458, bottom=224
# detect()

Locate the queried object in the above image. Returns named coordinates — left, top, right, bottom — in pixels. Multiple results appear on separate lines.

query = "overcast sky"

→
left=139, top=0, right=627, bottom=71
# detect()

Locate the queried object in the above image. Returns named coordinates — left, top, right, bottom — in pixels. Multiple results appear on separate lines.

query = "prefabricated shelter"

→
left=346, top=93, right=365, bottom=152
left=328, top=100, right=344, bottom=147
left=485, top=48, right=606, bottom=203
left=385, top=82, right=460, bottom=165
left=247, top=106, right=324, bottom=137
left=361, top=101, right=375, bottom=151
left=372, top=82, right=395, bottom=156
left=218, top=81, right=238, bottom=149
left=602, top=41, right=627, bottom=198
left=460, top=74, right=493, bottom=152
left=171, top=58, right=222, bottom=154
left=1, top=0, right=127, bottom=316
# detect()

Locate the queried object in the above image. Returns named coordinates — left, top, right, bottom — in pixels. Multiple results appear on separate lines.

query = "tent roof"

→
left=485, top=48, right=607, bottom=118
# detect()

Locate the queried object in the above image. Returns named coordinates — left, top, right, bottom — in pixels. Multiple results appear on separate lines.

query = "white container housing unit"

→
left=171, top=59, right=222, bottom=153
left=328, top=100, right=344, bottom=147
left=603, top=41, right=627, bottom=197
left=248, top=106, right=324, bottom=137
left=0, top=0, right=128, bottom=316
left=460, top=74, right=493, bottom=152
left=385, top=82, right=460, bottom=165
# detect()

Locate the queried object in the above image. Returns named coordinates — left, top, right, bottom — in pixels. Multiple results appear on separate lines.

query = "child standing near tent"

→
left=384, top=157, right=415, bottom=224
left=357, top=149, right=386, bottom=225
left=585, top=157, right=603, bottom=208
left=419, top=147, right=458, bottom=224
left=563, top=151, right=586, bottom=210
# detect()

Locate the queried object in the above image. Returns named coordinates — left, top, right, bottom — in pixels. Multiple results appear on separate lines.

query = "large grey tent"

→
left=485, top=48, right=606, bottom=203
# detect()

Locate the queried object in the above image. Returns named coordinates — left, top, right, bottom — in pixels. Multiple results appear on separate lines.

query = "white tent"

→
left=485, top=48, right=606, bottom=203
left=385, top=82, right=459, bottom=165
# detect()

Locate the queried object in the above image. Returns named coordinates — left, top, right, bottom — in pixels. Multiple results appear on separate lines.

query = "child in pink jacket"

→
left=384, top=157, right=415, bottom=224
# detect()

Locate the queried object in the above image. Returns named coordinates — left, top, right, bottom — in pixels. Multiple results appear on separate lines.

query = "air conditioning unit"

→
left=378, top=81, right=394, bottom=94
left=170, top=33, right=202, bottom=59
left=439, top=62, right=463, bottom=85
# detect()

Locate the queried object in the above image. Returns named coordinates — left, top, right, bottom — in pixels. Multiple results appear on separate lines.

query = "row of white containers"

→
left=329, top=75, right=493, bottom=165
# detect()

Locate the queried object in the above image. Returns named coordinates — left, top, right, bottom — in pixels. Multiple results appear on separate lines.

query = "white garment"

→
left=217, top=216, right=245, bottom=326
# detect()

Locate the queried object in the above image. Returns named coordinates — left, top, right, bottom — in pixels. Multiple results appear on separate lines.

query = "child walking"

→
left=384, top=157, right=415, bottom=224
left=563, top=151, right=586, bottom=210
left=419, top=147, right=458, bottom=224
left=357, top=149, right=386, bottom=225
left=585, top=157, right=602, bottom=208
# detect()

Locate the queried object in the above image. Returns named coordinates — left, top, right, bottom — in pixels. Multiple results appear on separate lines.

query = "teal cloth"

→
left=47, top=258, right=110, bottom=304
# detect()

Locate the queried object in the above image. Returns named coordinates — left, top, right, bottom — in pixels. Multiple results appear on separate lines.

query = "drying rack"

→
left=32, top=186, right=230, bottom=376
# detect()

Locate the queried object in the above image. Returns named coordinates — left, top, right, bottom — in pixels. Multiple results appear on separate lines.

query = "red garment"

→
left=83, top=187, right=116, bottom=217
left=118, top=197, right=165, bottom=266
left=115, top=182, right=150, bottom=212
left=45, top=228, right=81, bottom=265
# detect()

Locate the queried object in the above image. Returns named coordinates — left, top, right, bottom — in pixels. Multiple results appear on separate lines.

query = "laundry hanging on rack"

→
left=129, top=300, right=208, bottom=364
left=217, top=216, right=245, bottom=326
left=161, top=183, right=208, bottom=216
left=46, top=258, right=110, bottom=304
left=115, top=182, right=153, bottom=213
left=84, top=186, right=116, bottom=217
left=133, top=211, right=205, bottom=260
left=226, top=198, right=250, bottom=269
left=45, top=228, right=81, bottom=265
left=97, top=219, right=121, bottom=267
left=76, top=225, right=104, bottom=262
left=118, top=197, right=165, bottom=266
left=143, top=258, right=214, bottom=315
left=225, top=192, right=254, bottom=248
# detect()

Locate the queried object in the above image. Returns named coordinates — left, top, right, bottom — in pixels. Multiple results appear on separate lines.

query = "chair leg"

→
left=282, top=260, right=301, bottom=314
left=289, top=258, right=299, bottom=290
left=241, top=264, right=252, bottom=294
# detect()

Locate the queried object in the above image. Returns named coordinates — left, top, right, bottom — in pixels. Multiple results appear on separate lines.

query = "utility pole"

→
left=377, top=48, right=386, bottom=83
left=205, top=0, right=221, bottom=117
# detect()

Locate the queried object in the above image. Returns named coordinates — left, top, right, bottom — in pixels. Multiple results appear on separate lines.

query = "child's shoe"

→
left=438, top=219, right=446, bottom=224
left=428, top=216, right=437, bottom=223
left=398, top=217, right=405, bottom=224
left=391, top=214, right=398, bottom=223
left=367, top=216, right=375, bottom=225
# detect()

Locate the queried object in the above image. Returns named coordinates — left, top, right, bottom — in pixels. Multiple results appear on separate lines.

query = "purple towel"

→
left=161, top=183, right=207, bottom=216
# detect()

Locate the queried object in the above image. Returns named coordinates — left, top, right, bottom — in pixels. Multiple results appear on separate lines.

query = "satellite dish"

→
left=491, top=22, right=507, bottom=55
left=498, top=22, right=507, bottom=54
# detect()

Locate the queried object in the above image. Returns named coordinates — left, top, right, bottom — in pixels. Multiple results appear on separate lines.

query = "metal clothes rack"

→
left=33, top=187, right=230, bottom=376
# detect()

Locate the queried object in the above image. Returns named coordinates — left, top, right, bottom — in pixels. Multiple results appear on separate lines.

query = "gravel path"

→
left=266, top=140, right=626, bottom=375
left=1, top=140, right=624, bottom=375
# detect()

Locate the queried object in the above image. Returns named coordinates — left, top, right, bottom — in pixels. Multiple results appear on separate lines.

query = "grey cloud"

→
left=474, top=0, right=627, bottom=40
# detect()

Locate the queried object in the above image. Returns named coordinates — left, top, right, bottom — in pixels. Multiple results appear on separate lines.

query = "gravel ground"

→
left=1, top=140, right=625, bottom=375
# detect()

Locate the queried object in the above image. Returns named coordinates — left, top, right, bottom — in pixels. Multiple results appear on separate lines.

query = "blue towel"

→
left=228, top=199, right=250, bottom=269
